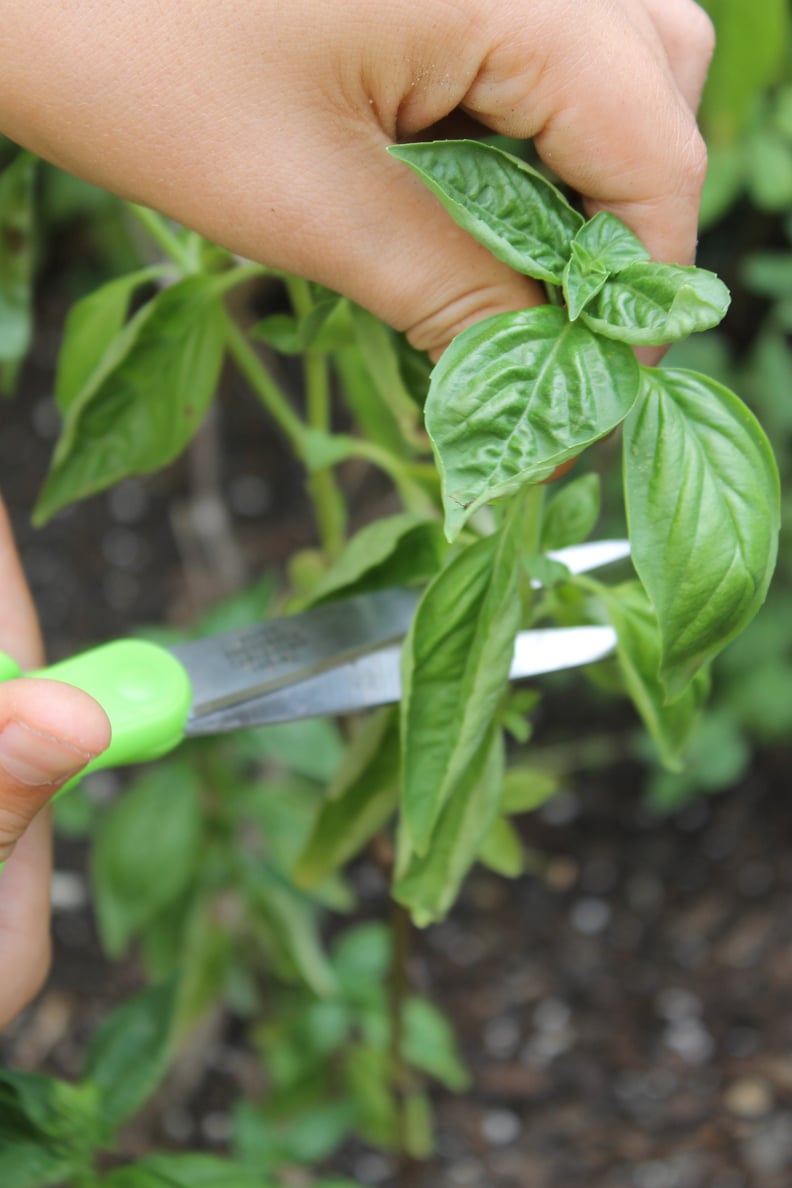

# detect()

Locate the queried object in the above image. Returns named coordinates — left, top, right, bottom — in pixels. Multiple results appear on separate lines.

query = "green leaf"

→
left=309, top=513, right=446, bottom=605
left=252, top=295, right=348, bottom=355
left=400, top=496, right=525, bottom=852
left=623, top=368, right=780, bottom=697
left=746, top=127, right=792, bottom=212
left=0, top=1072, right=102, bottom=1173
left=500, top=766, right=560, bottom=814
left=742, top=251, right=792, bottom=300
left=241, top=859, right=337, bottom=997
left=389, top=140, right=583, bottom=284
left=580, top=262, right=730, bottom=345
left=83, top=981, right=178, bottom=1132
left=540, top=473, right=601, bottom=551
left=644, top=707, right=750, bottom=812
left=403, top=998, right=470, bottom=1091
left=344, top=1044, right=399, bottom=1150
left=0, top=151, right=36, bottom=383
left=242, top=718, right=344, bottom=783
left=699, top=143, right=746, bottom=229
left=349, top=304, right=425, bottom=446
left=563, top=212, right=649, bottom=319
left=334, top=344, right=413, bottom=459
left=395, top=727, right=504, bottom=926
left=232, top=1098, right=355, bottom=1173
left=293, top=709, right=399, bottom=888
left=426, top=306, right=639, bottom=539
left=101, top=1153, right=273, bottom=1188
left=55, top=266, right=173, bottom=413
left=700, top=0, right=789, bottom=144
left=302, top=429, right=356, bottom=471
left=332, top=922, right=391, bottom=1000
left=596, top=582, right=710, bottom=770
left=91, top=761, right=202, bottom=957
left=34, top=274, right=228, bottom=523
left=477, top=816, right=525, bottom=878
left=0, top=1141, right=74, bottom=1188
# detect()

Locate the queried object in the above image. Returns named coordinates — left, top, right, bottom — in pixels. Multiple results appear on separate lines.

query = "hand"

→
left=0, top=0, right=713, bottom=356
left=0, top=501, right=110, bottom=1028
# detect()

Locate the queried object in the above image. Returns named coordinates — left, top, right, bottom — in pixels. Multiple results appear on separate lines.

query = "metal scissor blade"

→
left=169, top=586, right=419, bottom=717
left=185, top=624, right=617, bottom=733
left=545, top=538, right=631, bottom=576
left=171, top=538, right=630, bottom=720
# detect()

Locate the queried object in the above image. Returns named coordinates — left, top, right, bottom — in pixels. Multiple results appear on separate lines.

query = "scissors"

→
left=0, top=538, right=630, bottom=783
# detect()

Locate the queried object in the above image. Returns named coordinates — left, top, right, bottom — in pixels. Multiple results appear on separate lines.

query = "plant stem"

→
left=128, top=202, right=195, bottom=273
left=390, top=897, right=413, bottom=1168
left=224, top=317, right=307, bottom=455
left=346, top=439, right=438, bottom=517
left=523, top=483, right=545, bottom=553
left=286, top=277, right=346, bottom=559
left=520, top=484, right=546, bottom=610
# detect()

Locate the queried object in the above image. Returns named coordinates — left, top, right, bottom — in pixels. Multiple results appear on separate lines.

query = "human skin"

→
left=0, top=501, right=110, bottom=1026
left=0, top=0, right=714, bottom=1025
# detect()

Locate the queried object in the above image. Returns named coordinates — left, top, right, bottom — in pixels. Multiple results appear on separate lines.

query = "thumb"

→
left=0, top=679, right=111, bottom=865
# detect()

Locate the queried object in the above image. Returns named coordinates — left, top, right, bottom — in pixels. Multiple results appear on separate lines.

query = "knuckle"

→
left=686, top=3, right=716, bottom=63
left=0, top=804, right=32, bottom=858
left=677, top=122, right=709, bottom=195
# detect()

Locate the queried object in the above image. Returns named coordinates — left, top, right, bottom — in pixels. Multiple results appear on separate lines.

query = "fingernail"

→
left=0, top=721, right=93, bottom=787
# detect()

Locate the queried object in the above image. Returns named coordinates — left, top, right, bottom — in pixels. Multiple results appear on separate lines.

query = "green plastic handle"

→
left=0, top=639, right=193, bottom=876
left=0, top=639, right=193, bottom=780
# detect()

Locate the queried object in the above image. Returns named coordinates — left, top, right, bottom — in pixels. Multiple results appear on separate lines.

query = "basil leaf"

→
left=426, top=307, right=639, bottom=539
left=0, top=1073, right=101, bottom=1161
left=624, top=368, right=780, bottom=697
left=302, top=429, right=356, bottom=471
left=572, top=211, right=650, bottom=272
left=0, top=150, right=36, bottom=385
left=581, top=262, right=730, bottom=345
left=563, top=211, right=649, bottom=319
left=34, top=274, right=227, bottom=524
left=0, top=1138, right=74, bottom=1188
left=394, top=727, right=504, bottom=926
left=349, top=304, right=425, bottom=446
left=403, top=998, right=470, bottom=1091
left=100, top=1154, right=271, bottom=1188
left=477, top=816, right=525, bottom=878
left=309, top=513, right=446, bottom=605
left=55, top=266, right=173, bottom=413
left=389, top=140, right=583, bottom=284
left=500, top=766, right=560, bottom=814
left=239, top=856, right=337, bottom=997
left=401, top=496, right=525, bottom=852
left=252, top=295, right=347, bottom=355
left=91, top=761, right=202, bottom=958
left=293, top=709, right=399, bottom=888
left=83, top=982, right=178, bottom=1131
left=596, top=582, right=710, bottom=770
left=540, top=472, right=601, bottom=551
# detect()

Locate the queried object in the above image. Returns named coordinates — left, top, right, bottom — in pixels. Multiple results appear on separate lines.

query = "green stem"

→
left=389, top=897, right=413, bottom=1165
left=225, top=317, right=307, bottom=454
left=518, top=484, right=546, bottom=612
left=128, top=203, right=195, bottom=273
left=346, top=439, right=438, bottom=517
left=286, top=277, right=346, bottom=559
left=523, top=483, right=546, bottom=553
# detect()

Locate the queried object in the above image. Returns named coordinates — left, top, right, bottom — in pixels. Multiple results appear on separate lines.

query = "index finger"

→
left=461, top=0, right=709, bottom=266
left=0, top=496, right=43, bottom=670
